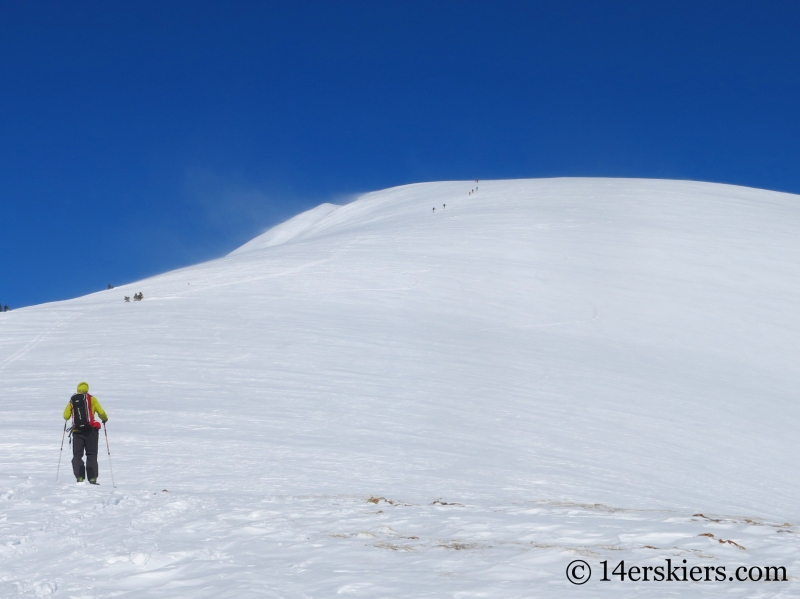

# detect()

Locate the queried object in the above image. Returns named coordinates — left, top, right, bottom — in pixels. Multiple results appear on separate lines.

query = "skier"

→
left=63, top=382, right=108, bottom=484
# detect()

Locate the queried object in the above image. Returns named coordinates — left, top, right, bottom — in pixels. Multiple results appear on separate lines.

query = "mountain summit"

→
left=3, top=178, right=800, bottom=596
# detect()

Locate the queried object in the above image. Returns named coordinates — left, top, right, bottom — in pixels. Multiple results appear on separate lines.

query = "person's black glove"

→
left=102, top=417, right=108, bottom=423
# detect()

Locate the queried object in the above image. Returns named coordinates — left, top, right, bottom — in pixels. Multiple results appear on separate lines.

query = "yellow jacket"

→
left=64, top=395, right=108, bottom=423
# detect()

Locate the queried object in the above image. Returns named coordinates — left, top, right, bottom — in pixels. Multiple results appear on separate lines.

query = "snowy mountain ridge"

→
left=2, top=177, right=800, bottom=597
left=228, top=202, right=341, bottom=255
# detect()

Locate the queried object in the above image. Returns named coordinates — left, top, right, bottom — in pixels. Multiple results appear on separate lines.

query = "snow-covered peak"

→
left=3, top=178, right=800, bottom=596
left=228, top=202, right=340, bottom=255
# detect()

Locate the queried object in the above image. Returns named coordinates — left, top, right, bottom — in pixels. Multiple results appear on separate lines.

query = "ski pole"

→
left=56, top=421, right=67, bottom=481
left=103, top=422, right=116, bottom=488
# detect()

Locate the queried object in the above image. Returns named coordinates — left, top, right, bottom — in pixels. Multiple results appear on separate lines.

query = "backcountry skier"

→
left=63, top=382, right=108, bottom=484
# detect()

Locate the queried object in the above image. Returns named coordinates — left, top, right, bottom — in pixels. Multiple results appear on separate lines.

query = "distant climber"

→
left=63, top=382, right=108, bottom=484
left=432, top=207, right=435, bottom=213
left=443, top=204, right=446, bottom=209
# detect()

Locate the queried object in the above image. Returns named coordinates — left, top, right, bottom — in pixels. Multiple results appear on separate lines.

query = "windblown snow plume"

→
left=2, top=178, right=800, bottom=597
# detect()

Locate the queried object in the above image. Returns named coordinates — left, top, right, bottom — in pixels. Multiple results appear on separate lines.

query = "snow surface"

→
left=2, top=178, right=800, bottom=597
left=228, top=203, right=341, bottom=255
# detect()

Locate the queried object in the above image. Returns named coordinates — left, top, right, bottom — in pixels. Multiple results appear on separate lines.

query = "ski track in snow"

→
left=3, top=178, right=800, bottom=597
left=0, top=311, right=83, bottom=372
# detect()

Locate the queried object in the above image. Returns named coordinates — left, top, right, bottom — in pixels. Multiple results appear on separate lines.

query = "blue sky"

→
left=2, top=1, right=799, bottom=308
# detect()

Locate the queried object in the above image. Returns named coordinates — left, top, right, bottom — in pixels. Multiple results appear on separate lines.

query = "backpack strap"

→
left=87, top=394, right=97, bottom=427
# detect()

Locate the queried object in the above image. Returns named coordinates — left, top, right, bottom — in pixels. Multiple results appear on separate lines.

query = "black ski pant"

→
left=71, top=428, right=99, bottom=480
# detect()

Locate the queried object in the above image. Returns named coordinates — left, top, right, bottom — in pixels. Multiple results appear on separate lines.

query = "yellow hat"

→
left=77, top=382, right=89, bottom=393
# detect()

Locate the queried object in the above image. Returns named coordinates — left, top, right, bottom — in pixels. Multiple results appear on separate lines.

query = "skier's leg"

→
left=85, top=429, right=100, bottom=481
left=71, top=433, right=86, bottom=480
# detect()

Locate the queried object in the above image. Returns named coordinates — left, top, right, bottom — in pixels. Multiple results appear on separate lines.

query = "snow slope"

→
left=2, top=178, right=800, bottom=597
left=228, top=202, right=340, bottom=255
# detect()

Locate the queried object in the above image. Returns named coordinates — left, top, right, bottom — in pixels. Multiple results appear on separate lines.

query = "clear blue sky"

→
left=2, top=1, right=799, bottom=308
